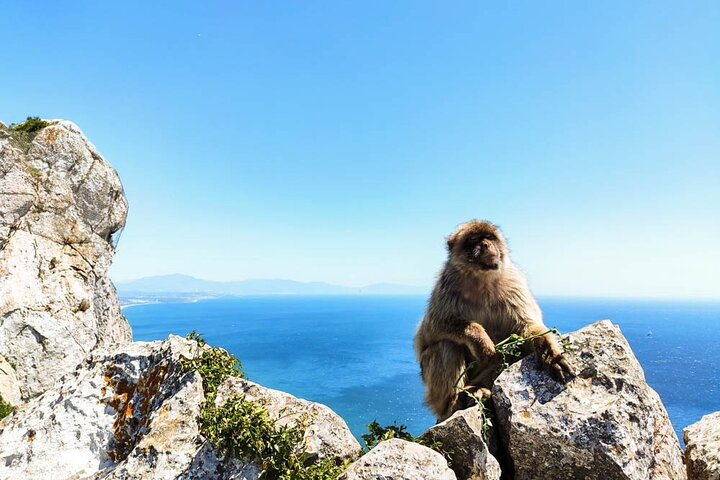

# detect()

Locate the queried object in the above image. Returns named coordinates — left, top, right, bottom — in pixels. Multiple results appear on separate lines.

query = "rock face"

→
left=340, top=438, right=457, bottom=480
left=420, top=406, right=501, bottom=480
left=0, top=120, right=131, bottom=400
left=683, top=411, right=720, bottom=480
left=0, top=355, right=21, bottom=406
left=492, top=320, right=686, bottom=480
left=0, top=335, right=359, bottom=479
left=0, top=336, right=198, bottom=479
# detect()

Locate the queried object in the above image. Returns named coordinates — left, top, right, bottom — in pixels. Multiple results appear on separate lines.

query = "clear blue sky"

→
left=2, top=1, right=719, bottom=297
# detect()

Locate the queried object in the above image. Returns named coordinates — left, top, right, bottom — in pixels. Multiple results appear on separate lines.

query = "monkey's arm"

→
left=432, top=322, right=496, bottom=363
left=521, top=322, right=574, bottom=382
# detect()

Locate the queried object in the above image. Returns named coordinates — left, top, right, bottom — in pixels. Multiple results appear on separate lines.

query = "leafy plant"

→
left=181, top=330, right=245, bottom=401
left=0, top=394, right=13, bottom=420
left=362, top=420, right=415, bottom=450
left=10, top=116, right=50, bottom=133
left=8, top=116, right=50, bottom=152
left=362, top=420, right=452, bottom=465
left=181, top=332, right=345, bottom=480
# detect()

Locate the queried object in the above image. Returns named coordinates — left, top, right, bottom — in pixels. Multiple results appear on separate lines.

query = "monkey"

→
left=414, top=220, right=574, bottom=421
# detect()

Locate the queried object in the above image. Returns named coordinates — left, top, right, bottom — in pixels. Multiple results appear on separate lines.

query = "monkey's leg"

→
left=436, top=322, right=497, bottom=389
left=521, top=323, right=575, bottom=382
left=419, top=340, right=467, bottom=422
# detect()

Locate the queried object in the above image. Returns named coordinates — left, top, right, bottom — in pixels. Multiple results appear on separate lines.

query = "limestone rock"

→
left=0, top=334, right=361, bottom=479
left=0, top=336, right=201, bottom=479
left=216, top=377, right=361, bottom=463
left=340, top=438, right=457, bottom=480
left=420, top=406, right=501, bottom=480
left=0, top=355, right=21, bottom=407
left=492, top=320, right=686, bottom=480
left=684, top=411, right=720, bottom=480
left=0, top=119, right=131, bottom=400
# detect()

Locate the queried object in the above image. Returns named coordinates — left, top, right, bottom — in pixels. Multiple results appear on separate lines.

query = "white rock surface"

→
left=0, top=336, right=200, bottom=479
left=0, top=120, right=131, bottom=400
left=420, top=406, right=501, bottom=480
left=0, top=355, right=21, bottom=406
left=684, top=411, right=720, bottom=480
left=340, top=438, right=457, bottom=480
left=492, top=320, right=686, bottom=480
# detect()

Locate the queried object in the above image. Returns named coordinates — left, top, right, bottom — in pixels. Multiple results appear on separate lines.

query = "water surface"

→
left=125, top=296, right=720, bottom=444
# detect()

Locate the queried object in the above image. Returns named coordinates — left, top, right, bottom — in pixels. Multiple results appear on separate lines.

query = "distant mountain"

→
left=115, top=274, right=428, bottom=296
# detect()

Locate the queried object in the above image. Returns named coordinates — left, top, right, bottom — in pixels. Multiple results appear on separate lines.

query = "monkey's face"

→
left=447, top=220, right=506, bottom=271
left=462, top=233, right=502, bottom=270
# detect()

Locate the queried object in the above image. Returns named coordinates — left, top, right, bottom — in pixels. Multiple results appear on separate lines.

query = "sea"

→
left=123, top=296, right=720, bottom=445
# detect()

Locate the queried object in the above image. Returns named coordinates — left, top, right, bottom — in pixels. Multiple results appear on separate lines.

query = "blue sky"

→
left=2, top=1, right=719, bottom=297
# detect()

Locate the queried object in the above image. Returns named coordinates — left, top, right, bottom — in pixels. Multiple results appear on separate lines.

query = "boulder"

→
left=492, top=320, right=685, bottom=480
left=0, top=120, right=131, bottom=400
left=216, top=377, right=361, bottom=463
left=340, top=438, right=457, bottom=480
left=0, top=335, right=360, bottom=479
left=683, top=411, right=720, bottom=480
left=420, top=406, right=501, bottom=480
left=0, top=335, right=200, bottom=479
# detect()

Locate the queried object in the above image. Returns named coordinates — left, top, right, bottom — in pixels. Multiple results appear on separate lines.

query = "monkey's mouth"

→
left=479, top=260, right=500, bottom=270
left=469, top=253, right=500, bottom=270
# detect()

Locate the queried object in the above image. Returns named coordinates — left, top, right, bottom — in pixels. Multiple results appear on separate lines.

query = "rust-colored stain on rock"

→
left=43, top=127, right=63, bottom=145
left=102, top=363, right=170, bottom=462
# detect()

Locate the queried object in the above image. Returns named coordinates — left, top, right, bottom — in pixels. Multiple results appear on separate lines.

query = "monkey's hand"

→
left=534, top=335, right=574, bottom=383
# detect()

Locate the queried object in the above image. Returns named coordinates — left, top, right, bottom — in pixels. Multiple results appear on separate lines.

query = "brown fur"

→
left=415, top=220, right=573, bottom=421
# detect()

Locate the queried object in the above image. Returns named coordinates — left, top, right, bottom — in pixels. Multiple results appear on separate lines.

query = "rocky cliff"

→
left=0, top=119, right=130, bottom=401
left=0, top=119, right=716, bottom=479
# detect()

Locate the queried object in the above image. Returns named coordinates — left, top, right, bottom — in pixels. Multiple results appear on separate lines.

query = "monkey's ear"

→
left=446, top=232, right=459, bottom=251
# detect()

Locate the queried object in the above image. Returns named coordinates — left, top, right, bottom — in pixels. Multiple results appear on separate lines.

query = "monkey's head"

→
left=446, top=220, right=508, bottom=271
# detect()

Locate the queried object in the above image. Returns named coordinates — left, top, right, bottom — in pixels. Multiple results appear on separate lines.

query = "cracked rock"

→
left=683, top=411, right=720, bottom=480
left=0, top=120, right=131, bottom=400
left=492, top=320, right=686, bottom=480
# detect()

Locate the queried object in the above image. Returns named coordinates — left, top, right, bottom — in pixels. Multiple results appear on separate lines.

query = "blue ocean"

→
left=124, top=296, right=720, bottom=444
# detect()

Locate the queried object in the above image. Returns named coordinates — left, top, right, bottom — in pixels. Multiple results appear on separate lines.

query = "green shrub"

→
left=0, top=394, right=13, bottom=420
left=182, top=332, right=346, bottom=480
left=8, top=116, right=50, bottom=152
left=362, top=421, right=415, bottom=450
left=10, top=116, right=50, bottom=133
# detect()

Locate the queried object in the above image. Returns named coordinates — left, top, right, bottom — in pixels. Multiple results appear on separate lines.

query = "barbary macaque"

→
left=414, top=220, right=573, bottom=420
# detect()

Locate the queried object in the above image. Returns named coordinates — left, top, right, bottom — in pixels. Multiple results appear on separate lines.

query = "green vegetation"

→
left=10, top=116, right=50, bottom=133
left=181, top=330, right=245, bottom=395
left=25, top=165, right=42, bottom=179
left=0, top=394, right=13, bottom=420
left=8, top=116, right=50, bottom=152
left=182, top=331, right=346, bottom=480
left=362, top=421, right=416, bottom=450
left=362, top=421, right=451, bottom=465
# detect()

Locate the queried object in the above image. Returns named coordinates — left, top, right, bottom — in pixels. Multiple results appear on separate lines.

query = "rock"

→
left=0, top=355, right=21, bottom=407
left=683, top=411, right=720, bottom=480
left=0, top=119, right=131, bottom=400
left=0, top=335, right=201, bottom=479
left=0, top=334, right=360, bottom=479
left=216, top=377, right=361, bottom=463
left=340, top=438, right=457, bottom=480
left=420, top=406, right=501, bottom=480
left=492, top=320, right=686, bottom=480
